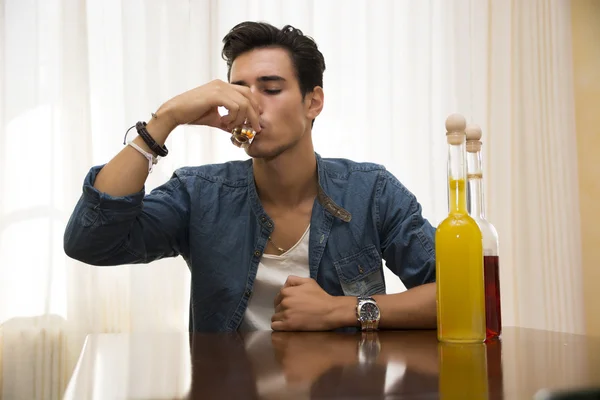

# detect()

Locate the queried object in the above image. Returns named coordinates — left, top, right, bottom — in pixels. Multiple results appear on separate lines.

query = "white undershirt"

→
left=240, top=225, right=311, bottom=332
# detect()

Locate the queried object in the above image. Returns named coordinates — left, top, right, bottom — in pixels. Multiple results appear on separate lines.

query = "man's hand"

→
left=160, top=79, right=263, bottom=133
left=271, top=276, right=354, bottom=331
left=270, top=277, right=438, bottom=331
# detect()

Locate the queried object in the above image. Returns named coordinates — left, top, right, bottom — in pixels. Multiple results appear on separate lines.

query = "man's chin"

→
left=245, top=143, right=289, bottom=161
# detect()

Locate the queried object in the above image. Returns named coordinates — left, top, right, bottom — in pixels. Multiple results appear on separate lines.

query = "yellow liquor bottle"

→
left=436, top=113, right=485, bottom=343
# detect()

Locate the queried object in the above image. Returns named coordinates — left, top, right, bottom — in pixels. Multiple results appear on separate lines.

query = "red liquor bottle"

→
left=466, top=124, right=502, bottom=340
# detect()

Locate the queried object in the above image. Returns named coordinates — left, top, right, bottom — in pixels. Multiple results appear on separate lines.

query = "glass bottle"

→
left=435, top=113, right=486, bottom=343
left=466, top=124, right=502, bottom=340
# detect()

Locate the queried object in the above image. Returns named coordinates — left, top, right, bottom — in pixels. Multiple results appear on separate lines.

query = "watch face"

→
left=360, top=302, right=380, bottom=321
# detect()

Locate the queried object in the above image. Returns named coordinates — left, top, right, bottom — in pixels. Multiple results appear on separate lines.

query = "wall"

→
left=571, top=0, right=600, bottom=336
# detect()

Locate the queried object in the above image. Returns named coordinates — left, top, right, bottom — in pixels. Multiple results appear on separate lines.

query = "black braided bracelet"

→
left=123, top=121, right=168, bottom=157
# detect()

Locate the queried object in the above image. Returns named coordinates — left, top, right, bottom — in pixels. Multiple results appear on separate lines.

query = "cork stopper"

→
left=445, top=113, right=466, bottom=145
left=466, top=123, right=482, bottom=153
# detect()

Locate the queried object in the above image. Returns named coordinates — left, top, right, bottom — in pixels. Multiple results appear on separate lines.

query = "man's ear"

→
left=305, top=86, right=324, bottom=121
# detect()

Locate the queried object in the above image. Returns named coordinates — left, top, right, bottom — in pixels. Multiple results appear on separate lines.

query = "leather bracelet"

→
left=135, top=121, right=168, bottom=157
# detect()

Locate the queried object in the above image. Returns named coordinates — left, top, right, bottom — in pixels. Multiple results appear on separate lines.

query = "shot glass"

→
left=231, top=120, right=256, bottom=147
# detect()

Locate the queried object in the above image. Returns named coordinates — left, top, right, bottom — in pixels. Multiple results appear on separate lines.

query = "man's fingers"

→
left=271, top=311, right=292, bottom=331
left=272, top=311, right=282, bottom=323
left=231, top=91, right=254, bottom=130
left=273, top=286, right=294, bottom=307
left=275, top=276, right=311, bottom=306
left=274, top=303, right=285, bottom=314
left=284, top=275, right=311, bottom=288
left=217, top=96, right=241, bottom=129
left=221, top=90, right=249, bottom=130
left=231, top=85, right=262, bottom=132
left=274, top=289, right=284, bottom=307
left=220, top=86, right=261, bottom=133
left=271, top=320, right=286, bottom=331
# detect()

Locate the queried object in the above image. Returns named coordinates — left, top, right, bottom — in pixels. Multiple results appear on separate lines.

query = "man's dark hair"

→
left=221, top=21, right=326, bottom=98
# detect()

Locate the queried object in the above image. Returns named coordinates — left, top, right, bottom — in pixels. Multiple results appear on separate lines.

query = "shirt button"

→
left=358, top=265, right=364, bottom=274
left=267, top=222, right=273, bottom=228
left=245, top=290, right=252, bottom=297
left=254, top=250, right=261, bottom=257
left=261, top=216, right=267, bottom=222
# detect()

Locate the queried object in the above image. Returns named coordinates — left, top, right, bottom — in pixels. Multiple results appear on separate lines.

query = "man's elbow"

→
left=63, top=231, right=97, bottom=265
left=63, top=226, right=115, bottom=266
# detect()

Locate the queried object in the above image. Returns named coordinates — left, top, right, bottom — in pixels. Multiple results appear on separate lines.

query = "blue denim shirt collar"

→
left=246, top=152, right=352, bottom=226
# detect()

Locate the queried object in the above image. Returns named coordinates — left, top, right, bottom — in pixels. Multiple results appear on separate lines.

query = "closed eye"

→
left=264, top=89, right=281, bottom=95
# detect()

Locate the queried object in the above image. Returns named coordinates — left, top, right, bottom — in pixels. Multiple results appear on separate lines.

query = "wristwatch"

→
left=356, top=296, right=380, bottom=331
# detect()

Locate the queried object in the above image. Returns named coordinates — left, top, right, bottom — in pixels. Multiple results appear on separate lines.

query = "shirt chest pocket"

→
left=332, top=245, right=386, bottom=297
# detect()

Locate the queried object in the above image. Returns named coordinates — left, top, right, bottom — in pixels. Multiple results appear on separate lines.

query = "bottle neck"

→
left=447, top=140, right=468, bottom=213
left=466, top=150, right=486, bottom=219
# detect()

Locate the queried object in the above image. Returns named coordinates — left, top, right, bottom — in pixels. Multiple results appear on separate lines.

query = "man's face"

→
left=229, top=47, right=320, bottom=159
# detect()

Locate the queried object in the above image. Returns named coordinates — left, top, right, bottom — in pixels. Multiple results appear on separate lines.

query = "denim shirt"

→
left=64, top=153, right=436, bottom=332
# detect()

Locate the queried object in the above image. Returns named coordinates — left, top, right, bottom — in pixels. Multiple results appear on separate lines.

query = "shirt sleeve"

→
left=376, top=170, right=436, bottom=289
left=63, top=165, right=191, bottom=266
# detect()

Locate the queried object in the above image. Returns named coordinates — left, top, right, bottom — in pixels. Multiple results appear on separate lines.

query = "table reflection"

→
left=63, top=328, right=600, bottom=400
left=185, top=330, right=454, bottom=399
left=247, top=330, right=439, bottom=399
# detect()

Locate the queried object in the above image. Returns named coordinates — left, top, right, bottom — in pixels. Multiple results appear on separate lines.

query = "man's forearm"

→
left=329, top=283, right=437, bottom=330
left=94, top=107, right=177, bottom=197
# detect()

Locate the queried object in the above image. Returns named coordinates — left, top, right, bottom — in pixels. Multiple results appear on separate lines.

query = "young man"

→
left=64, top=21, right=437, bottom=333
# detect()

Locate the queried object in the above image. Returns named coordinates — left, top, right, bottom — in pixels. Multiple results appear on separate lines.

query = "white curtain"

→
left=0, top=0, right=584, bottom=398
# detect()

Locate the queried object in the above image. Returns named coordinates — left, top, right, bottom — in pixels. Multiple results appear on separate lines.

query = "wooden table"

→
left=63, top=327, right=600, bottom=399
